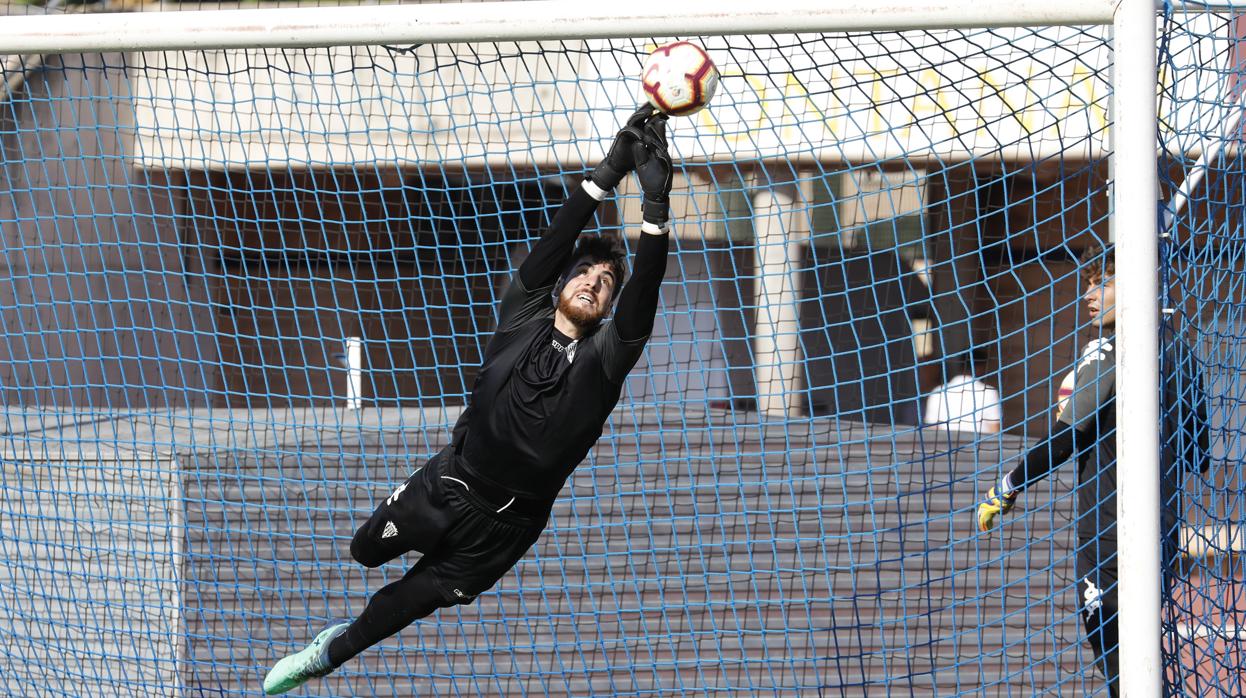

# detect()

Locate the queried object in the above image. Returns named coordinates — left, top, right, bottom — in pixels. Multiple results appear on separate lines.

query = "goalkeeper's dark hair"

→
left=1079, top=241, right=1114, bottom=285
left=554, top=235, right=629, bottom=302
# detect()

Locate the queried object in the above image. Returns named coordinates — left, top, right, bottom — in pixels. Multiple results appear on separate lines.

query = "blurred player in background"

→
left=975, top=242, right=1209, bottom=697
left=263, top=105, right=673, bottom=694
left=924, top=348, right=1002, bottom=433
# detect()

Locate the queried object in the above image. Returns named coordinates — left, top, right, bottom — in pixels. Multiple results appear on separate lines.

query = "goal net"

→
left=0, top=2, right=1232, bottom=696
left=1158, top=8, right=1246, bottom=697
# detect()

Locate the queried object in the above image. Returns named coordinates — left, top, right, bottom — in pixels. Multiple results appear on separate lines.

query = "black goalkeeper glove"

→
left=587, top=104, right=656, bottom=191
left=632, top=114, right=673, bottom=230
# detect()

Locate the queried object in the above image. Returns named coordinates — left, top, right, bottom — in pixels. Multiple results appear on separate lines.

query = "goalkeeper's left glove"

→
left=976, top=485, right=1017, bottom=533
left=632, top=114, right=672, bottom=231
left=587, top=104, right=655, bottom=191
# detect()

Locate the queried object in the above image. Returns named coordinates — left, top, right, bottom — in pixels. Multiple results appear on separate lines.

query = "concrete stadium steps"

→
left=0, top=448, right=183, bottom=697
left=175, top=409, right=1098, bottom=696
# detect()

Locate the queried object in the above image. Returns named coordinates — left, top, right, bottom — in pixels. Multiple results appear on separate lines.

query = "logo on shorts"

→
left=452, top=588, right=466, bottom=598
left=382, top=521, right=399, bottom=539
left=386, top=481, right=408, bottom=507
left=1082, top=577, right=1103, bottom=614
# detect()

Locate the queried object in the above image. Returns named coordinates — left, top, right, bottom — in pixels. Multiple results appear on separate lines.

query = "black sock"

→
left=327, top=571, right=448, bottom=667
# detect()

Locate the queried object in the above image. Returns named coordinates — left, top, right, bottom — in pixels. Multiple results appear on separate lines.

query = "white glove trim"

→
left=640, top=220, right=669, bottom=235
left=581, top=179, right=608, bottom=201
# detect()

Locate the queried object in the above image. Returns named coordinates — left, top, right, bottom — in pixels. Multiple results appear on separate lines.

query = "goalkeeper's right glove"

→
left=587, top=104, right=655, bottom=191
left=976, top=485, right=1017, bottom=533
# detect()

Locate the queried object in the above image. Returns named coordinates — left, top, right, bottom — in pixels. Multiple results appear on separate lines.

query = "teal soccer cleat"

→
left=263, top=621, right=350, bottom=695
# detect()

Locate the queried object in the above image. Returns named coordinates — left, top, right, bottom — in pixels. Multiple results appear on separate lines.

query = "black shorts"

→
left=1074, top=524, right=1180, bottom=601
left=351, top=448, right=549, bottom=604
left=1074, top=527, right=1181, bottom=623
left=1076, top=534, right=1118, bottom=591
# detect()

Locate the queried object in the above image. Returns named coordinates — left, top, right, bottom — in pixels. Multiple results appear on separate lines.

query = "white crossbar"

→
left=0, top=0, right=1120, bottom=55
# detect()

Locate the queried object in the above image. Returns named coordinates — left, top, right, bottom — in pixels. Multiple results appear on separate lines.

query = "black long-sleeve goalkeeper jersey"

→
left=1007, top=331, right=1208, bottom=551
left=450, top=184, right=669, bottom=501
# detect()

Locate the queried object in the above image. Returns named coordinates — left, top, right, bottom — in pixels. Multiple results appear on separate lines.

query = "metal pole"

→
left=1163, top=89, right=1246, bottom=228
left=345, top=336, right=363, bottom=411
left=0, top=0, right=1119, bottom=54
left=1168, top=1, right=1246, bottom=10
left=1, top=54, right=45, bottom=104
left=1113, top=0, right=1162, bottom=696
left=752, top=181, right=803, bottom=418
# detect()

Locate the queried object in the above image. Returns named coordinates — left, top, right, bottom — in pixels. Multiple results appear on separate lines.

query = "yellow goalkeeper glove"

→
left=976, top=486, right=1017, bottom=533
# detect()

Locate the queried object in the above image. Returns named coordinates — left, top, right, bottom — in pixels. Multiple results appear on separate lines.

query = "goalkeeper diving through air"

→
left=975, top=243, right=1208, bottom=698
left=263, top=105, right=674, bottom=694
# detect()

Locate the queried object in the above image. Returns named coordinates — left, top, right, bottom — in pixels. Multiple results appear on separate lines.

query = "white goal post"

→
left=2, top=1, right=1226, bottom=696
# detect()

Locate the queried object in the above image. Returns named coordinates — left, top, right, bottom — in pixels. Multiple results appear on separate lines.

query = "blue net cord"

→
left=0, top=23, right=1228, bottom=697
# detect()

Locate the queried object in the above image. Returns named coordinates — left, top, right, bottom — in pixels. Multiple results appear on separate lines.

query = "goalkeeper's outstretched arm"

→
left=611, top=230, right=668, bottom=343
left=516, top=187, right=602, bottom=293
left=590, top=112, right=672, bottom=384
left=979, top=306, right=1114, bottom=533
left=516, top=104, right=654, bottom=292
left=977, top=422, right=1093, bottom=532
left=611, top=115, right=671, bottom=344
left=1006, top=421, right=1081, bottom=494
left=497, top=105, right=653, bottom=332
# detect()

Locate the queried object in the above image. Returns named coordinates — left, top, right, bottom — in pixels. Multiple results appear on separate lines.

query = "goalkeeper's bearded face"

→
left=555, top=261, right=617, bottom=330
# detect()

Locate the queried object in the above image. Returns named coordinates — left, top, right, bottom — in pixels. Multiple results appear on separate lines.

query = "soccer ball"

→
left=641, top=41, right=719, bottom=117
